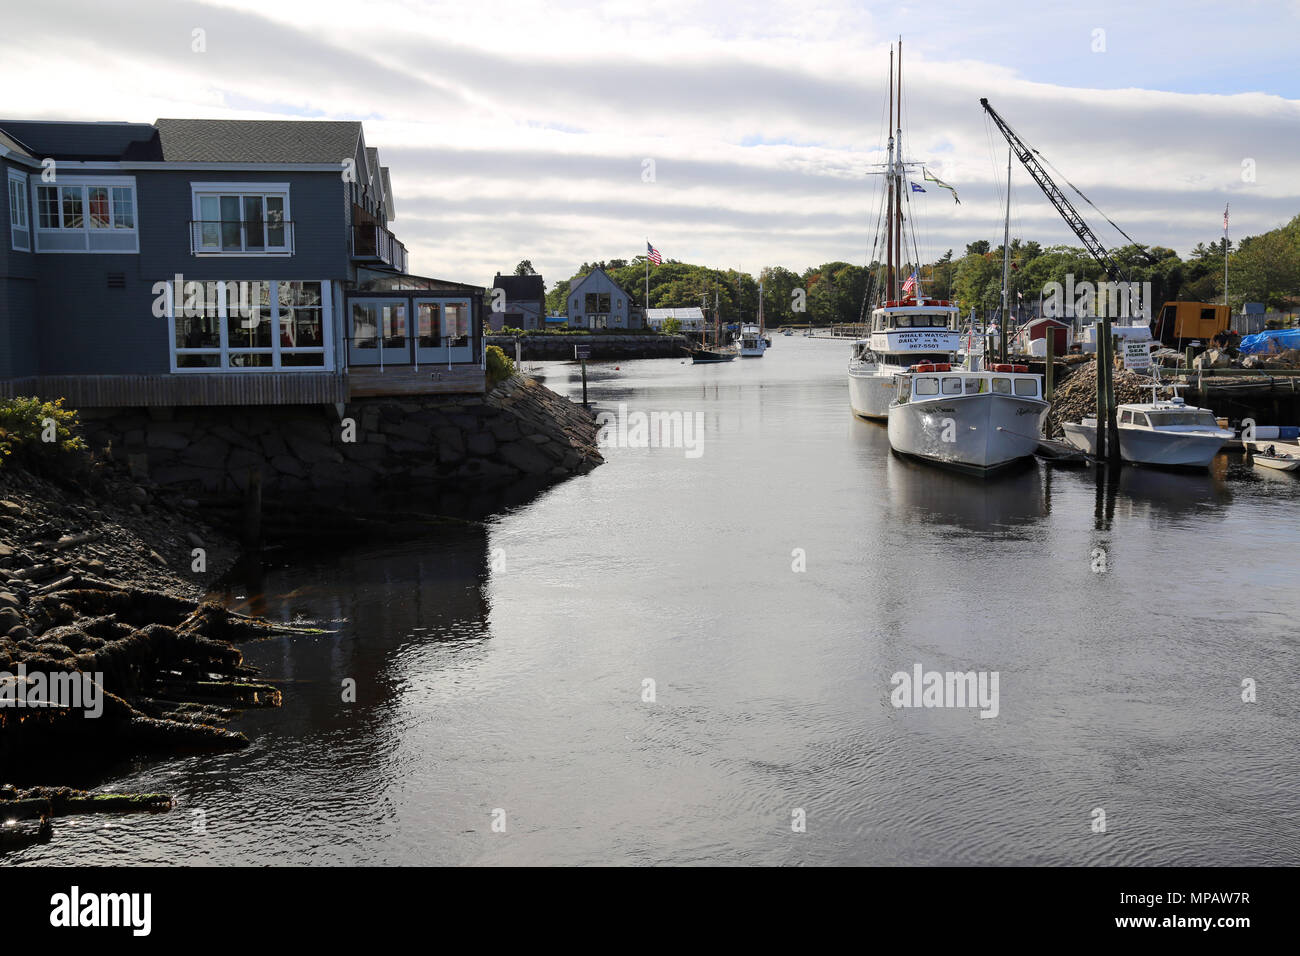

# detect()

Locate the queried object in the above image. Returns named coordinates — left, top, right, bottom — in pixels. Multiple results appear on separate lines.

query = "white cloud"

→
left=2, top=0, right=1296, bottom=285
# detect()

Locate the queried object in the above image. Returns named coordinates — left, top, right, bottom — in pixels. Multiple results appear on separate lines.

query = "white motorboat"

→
left=886, top=362, right=1049, bottom=475
left=1061, top=394, right=1233, bottom=468
left=737, top=323, right=767, bottom=357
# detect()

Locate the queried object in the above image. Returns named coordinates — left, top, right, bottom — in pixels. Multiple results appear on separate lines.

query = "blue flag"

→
left=910, top=182, right=926, bottom=193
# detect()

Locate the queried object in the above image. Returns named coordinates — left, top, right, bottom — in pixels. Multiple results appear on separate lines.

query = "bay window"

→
left=33, top=177, right=138, bottom=252
left=168, top=278, right=331, bottom=371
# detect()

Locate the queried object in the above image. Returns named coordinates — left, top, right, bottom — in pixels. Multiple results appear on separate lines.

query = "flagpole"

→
left=645, top=239, right=649, bottom=321
left=1223, top=204, right=1229, bottom=310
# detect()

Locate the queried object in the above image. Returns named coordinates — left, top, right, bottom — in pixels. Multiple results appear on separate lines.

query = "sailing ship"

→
left=684, top=289, right=737, bottom=363
left=848, top=40, right=962, bottom=421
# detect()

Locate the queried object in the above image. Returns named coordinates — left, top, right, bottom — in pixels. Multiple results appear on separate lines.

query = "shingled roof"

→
left=492, top=274, right=546, bottom=300
left=154, top=119, right=361, bottom=164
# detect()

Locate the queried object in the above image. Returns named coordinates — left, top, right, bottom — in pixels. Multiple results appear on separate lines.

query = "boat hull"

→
left=887, top=392, right=1048, bottom=475
left=1061, top=421, right=1099, bottom=456
left=1253, top=455, right=1300, bottom=472
left=1119, top=429, right=1227, bottom=468
left=847, top=367, right=897, bottom=420
left=1061, top=420, right=1229, bottom=468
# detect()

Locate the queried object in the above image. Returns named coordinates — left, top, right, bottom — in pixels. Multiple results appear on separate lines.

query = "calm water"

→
left=15, top=338, right=1300, bottom=865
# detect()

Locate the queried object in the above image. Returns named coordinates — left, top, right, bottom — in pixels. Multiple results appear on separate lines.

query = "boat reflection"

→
left=884, top=450, right=1047, bottom=533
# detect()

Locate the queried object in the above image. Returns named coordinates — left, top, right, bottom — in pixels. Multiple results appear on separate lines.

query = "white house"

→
left=567, top=267, right=642, bottom=329
left=645, top=307, right=705, bottom=331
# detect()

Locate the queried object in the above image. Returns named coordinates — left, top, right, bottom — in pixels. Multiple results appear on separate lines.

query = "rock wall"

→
left=76, top=377, right=602, bottom=500
left=488, top=334, right=686, bottom=361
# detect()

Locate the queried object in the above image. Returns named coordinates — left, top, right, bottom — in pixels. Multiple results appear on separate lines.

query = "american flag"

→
left=1224, top=203, right=1229, bottom=231
left=902, top=270, right=918, bottom=294
left=647, top=241, right=662, bottom=265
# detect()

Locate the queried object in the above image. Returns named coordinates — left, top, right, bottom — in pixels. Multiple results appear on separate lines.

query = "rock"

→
left=496, top=439, right=554, bottom=476
left=0, top=591, right=20, bottom=609
left=186, top=532, right=205, bottom=549
left=0, top=608, right=22, bottom=632
left=6, top=626, right=32, bottom=641
left=466, top=432, right=496, bottom=457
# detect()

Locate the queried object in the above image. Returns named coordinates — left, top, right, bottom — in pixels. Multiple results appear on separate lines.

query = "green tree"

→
left=514, top=260, right=536, bottom=276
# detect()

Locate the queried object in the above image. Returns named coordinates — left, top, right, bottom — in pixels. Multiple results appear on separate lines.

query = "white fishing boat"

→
left=886, top=362, right=1049, bottom=475
left=1061, top=392, right=1233, bottom=468
left=847, top=40, right=962, bottom=420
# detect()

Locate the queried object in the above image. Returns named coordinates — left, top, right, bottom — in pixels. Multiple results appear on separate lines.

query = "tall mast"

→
left=895, top=37, right=904, bottom=301
left=887, top=45, right=895, bottom=302
left=1001, top=145, right=1011, bottom=329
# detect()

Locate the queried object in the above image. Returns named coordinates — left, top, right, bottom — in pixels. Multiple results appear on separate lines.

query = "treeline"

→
left=544, top=259, right=876, bottom=326
left=532, top=213, right=1299, bottom=325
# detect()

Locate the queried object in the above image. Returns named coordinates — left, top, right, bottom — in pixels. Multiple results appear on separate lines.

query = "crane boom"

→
left=979, top=97, right=1126, bottom=282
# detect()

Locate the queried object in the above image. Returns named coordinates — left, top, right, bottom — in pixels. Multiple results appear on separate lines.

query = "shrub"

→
left=486, top=345, right=516, bottom=387
left=0, top=396, right=88, bottom=472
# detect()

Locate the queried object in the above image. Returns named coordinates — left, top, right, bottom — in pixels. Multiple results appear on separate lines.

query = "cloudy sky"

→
left=4, top=0, right=1298, bottom=286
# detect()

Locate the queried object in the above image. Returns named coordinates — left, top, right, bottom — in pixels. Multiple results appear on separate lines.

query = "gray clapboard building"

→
left=0, top=117, right=486, bottom=407
left=566, top=267, right=642, bottom=329
left=488, top=273, right=546, bottom=331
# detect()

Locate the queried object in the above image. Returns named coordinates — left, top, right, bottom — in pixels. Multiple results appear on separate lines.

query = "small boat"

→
left=1034, top=437, right=1088, bottom=465
left=1251, top=445, right=1300, bottom=471
left=737, top=323, right=767, bottom=358
left=685, top=345, right=736, bottom=364
left=886, top=362, right=1049, bottom=476
left=1061, top=391, right=1233, bottom=468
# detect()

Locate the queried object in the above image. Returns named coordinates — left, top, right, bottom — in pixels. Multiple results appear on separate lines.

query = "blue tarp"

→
left=1239, top=329, right=1300, bottom=355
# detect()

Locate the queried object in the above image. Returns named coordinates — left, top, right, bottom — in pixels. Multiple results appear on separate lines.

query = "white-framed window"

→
left=33, top=176, right=138, bottom=253
left=7, top=169, right=30, bottom=251
left=191, top=183, right=291, bottom=255
left=166, top=278, right=331, bottom=371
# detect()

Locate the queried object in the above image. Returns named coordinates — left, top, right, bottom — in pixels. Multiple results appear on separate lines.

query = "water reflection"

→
left=884, top=452, right=1047, bottom=533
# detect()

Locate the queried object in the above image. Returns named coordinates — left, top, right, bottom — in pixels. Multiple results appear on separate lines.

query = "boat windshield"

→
left=1145, top=410, right=1220, bottom=428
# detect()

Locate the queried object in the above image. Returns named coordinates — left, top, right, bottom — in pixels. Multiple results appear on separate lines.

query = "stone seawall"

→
left=488, top=334, right=686, bottom=361
left=76, top=377, right=602, bottom=501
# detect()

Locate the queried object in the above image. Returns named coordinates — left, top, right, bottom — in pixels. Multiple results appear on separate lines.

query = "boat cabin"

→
left=893, top=364, right=1043, bottom=404
left=870, top=299, right=961, bottom=332
left=1119, top=402, right=1221, bottom=430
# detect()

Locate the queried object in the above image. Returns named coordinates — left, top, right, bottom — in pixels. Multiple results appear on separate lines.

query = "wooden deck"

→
left=1, top=365, right=486, bottom=407
left=347, top=364, right=486, bottom=397
left=1, top=372, right=347, bottom=407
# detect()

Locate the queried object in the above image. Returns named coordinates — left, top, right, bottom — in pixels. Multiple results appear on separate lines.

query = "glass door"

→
left=414, top=299, right=447, bottom=366
left=443, top=300, right=473, bottom=364
left=349, top=299, right=410, bottom=366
